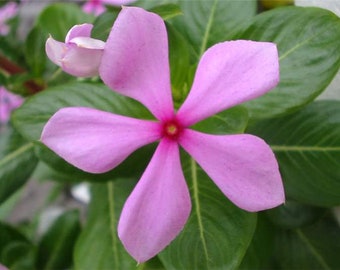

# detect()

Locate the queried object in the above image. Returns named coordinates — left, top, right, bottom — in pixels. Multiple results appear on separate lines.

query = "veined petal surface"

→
left=177, top=40, right=279, bottom=126
left=65, top=23, right=93, bottom=42
left=118, top=140, right=191, bottom=263
left=41, top=107, right=161, bottom=173
left=99, top=7, right=174, bottom=121
left=179, top=129, right=284, bottom=212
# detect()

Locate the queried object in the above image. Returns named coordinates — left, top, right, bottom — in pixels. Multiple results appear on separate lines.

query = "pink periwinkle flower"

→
left=83, top=0, right=136, bottom=16
left=45, top=23, right=105, bottom=77
left=0, top=86, right=23, bottom=124
left=0, top=2, right=18, bottom=36
left=41, top=7, right=285, bottom=263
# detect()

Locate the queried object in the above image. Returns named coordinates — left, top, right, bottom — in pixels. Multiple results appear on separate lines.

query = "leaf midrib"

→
left=0, top=143, right=34, bottom=167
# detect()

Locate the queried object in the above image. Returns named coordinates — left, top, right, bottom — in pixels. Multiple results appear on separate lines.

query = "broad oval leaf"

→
left=234, top=7, right=340, bottom=119
left=0, top=127, right=38, bottom=204
left=159, top=156, right=257, bottom=270
left=74, top=181, right=136, bottom=270
left=171, top=0, right=257, bottom=60
left=248, top=100, right=340, bottom=206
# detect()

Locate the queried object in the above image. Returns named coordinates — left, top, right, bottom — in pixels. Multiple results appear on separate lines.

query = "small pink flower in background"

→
left=83, top=0, right=136, bottom=16
left=0, top=2, right=18, bottom=36
left=45, top=23, right=105, bottom=77
left=0, top=86, right=23, bottom=124
left=41, top=7, right=285, bottom=263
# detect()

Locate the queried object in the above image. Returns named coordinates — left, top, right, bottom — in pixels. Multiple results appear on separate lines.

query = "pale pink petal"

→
left=99, top=7, right=174, bottom=121
left=0, top=87, right=23, bottom=123
left=45, top=36, right=67, bottom=67
left=61, top=44, right=103, bottom=77
left=41, top=107, right=161, bottom=173
left=177, top=40, right=279, bottom=126
left=118, top=139, right=191, bottom=263
left=179, top=129, right=285, bottom=211
left=65, top=23, right=93, bottom=42
left=69, top=37, right=105, bottom=49
left=0, top=2, right=18, bottom=21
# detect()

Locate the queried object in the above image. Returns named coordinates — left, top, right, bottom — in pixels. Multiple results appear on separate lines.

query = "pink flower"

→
left=0, top=2, right=18, bottom=36
left=83, top=0, right=136, bottom=16
left=45, top=23, right=105, bottom=77
left=0, top=87, right=23, bottom=124
left=41, top=7, right=285, bottom=263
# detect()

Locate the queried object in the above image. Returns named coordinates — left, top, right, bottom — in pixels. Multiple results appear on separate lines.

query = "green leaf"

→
left=36, top=3, right=94, bottom=40
left=247, top=100, right=340, bottom=206
left=74, top=181, right=136, bottom=270
left=36, top=209, right=81, bottom=270
left=171, top=0, right=257, bottom=60
left=167, top=23, right=190, bottom=104
left=159, top=156, right=257, bottom=270
left=91, top=10, right=119, bottom=41
left=233, top=7, right=340, bottom=119
left=266, top=201, right=326, bottom=229
left=239, top=214, right=277, bottom=270
left=0, top=127, right=38, bottom=204
left=0, top=222, right=34, bottom=270
left=272, top=215, right=340, bottom=270
left=149, top=3, right=182, bottom=20
left=192, top=105, right=248, bottom=135
left=24, top=25, right=48, bottom=77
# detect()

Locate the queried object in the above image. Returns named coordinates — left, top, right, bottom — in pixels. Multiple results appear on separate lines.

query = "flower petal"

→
left=45, top=36, right=67, bottom=67
left=61, top=44, right=103, bottom=77
left=179, top=129, right=284, bottom=212
left=99, top=7, right=174, bottom=121
left=177, top=40, right=279, bottom=126
left=65, top=23, right=93, bottom=42
left=69, top=37, right=105, bottom=49
left=118, top=139, right=191, bottom=263
left=83, top=2, right=106, bottom=16
left=41, top=107, right=161, bottom=173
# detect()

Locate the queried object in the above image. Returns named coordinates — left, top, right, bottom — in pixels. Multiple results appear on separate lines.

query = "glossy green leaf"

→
left=248, top=100, right=340, bottom=206
left=36, top=3, right=94, bottom=40
left=234, top=7, right=340, bottom=119
left=36, top=209, right=81, bottom=270
left=159, top=155, right=257, bottom=270
left=192, top=106, right=248, bottom=135
left=74, top=181, right=136, bottom=270
left=272, top=215, right=340, bottom=270
left=0, top=127, right=38, bottom=204
left=171, top=0, right=257, bottom=60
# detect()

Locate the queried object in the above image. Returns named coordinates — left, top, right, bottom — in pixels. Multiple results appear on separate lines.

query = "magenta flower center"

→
left=162, top=119, right=183, bottom=140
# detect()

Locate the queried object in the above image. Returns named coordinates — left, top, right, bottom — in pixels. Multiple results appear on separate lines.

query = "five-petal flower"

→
left=41, top=7, right=285, bottom=263
left=45, top=23, right=105, bottom=77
